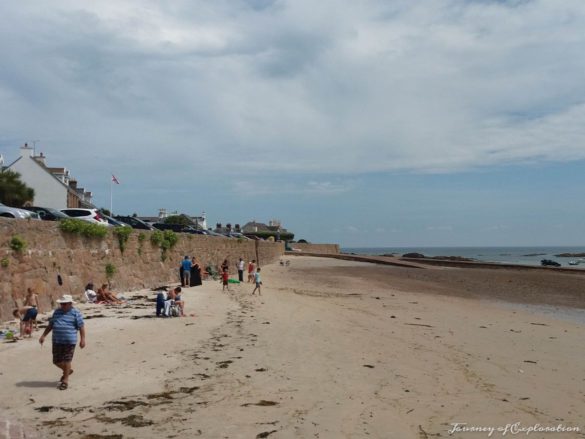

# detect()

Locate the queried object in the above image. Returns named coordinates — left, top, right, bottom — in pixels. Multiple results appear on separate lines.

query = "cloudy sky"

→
left=1, top=0, right=584, bottom=247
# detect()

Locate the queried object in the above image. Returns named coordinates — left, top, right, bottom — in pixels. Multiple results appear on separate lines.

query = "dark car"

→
left=114, top=216, right=154, bottom=230
left=152, top=223, right=188, bottom=233
left=541, top=259, right=561, bottom=267
left=22, top=206, right=69, bottom=221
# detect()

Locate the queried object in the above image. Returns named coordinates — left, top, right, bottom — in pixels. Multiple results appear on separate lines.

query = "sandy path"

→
left=1, top=256, right=584, bottom=438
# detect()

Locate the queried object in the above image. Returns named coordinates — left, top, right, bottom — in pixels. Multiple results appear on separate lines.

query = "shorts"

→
left=223, top=279, right=228, bottom=286
left=23, top=307, right=38, bottom=322
left=52, top=343, right=76, bottom=364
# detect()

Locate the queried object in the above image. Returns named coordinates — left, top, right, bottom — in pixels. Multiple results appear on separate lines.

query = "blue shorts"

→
left=23, top=308, right=38, bottom=322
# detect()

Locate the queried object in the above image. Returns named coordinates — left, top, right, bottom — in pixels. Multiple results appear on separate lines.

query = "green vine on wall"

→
left=149, top=230, right=179, bottom=261
left=113, top=227, right=133, bottom=254
left=9, top=235, right=27, bottom=253
left=105, top=263, right=116, bottom=280
left=137, top=232, right=145, bottom=256
left=59, top=219, right=108, bottom=238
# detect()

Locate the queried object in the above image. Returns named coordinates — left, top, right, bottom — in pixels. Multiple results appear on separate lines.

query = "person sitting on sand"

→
left=84, top=283, right=98, bottom=303
left=96, top=284, right=122, bottom=304
left=163, top=287, right=181, bottom=317
left=174, top=288, right=185, bottom=316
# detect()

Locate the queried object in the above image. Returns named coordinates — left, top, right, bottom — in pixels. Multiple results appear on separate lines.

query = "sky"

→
left=1, top=0, right=584, bottom=247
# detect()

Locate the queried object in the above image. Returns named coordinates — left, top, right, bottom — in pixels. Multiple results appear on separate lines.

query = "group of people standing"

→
left=180, top=256, right=203, bottom=287
left=219, top=257, right=262, bottom=295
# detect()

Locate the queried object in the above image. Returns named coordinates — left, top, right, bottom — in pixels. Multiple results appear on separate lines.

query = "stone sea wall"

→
left=288, top=243, right=340, bottom=254
left=0, top=219, right=284, bottom=322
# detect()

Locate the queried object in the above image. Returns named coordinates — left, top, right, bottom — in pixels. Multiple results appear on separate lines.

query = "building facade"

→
left=3, top=144, right=92, bottom=209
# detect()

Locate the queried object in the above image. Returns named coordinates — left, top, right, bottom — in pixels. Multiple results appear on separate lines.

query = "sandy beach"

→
left=1, top=256, right=584, bottom=438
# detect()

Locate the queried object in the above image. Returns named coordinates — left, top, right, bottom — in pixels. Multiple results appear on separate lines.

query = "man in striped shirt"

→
left=39, top=295, right=86, bottom=390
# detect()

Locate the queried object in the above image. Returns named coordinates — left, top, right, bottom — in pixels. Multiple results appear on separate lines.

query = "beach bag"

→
left=170, top=304, right=180, bottom=317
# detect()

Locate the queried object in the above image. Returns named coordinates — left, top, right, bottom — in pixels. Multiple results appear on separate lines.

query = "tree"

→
left=164, top=214, right=193, bottom=226
left=0, top=170, right=34, bottom=207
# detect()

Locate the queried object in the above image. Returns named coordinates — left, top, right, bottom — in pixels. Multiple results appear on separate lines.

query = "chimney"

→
left=33, top=152, right=46, bottom=166
left=20, top=143, right=34, bottom=156
left=69, top=180, right=78, bottom=190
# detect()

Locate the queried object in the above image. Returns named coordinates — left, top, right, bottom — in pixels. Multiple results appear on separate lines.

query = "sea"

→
left=341, top=246, right=585, bottom=269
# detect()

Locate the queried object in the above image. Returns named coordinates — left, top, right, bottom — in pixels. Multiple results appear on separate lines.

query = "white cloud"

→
left=233, top=178, right=354, bottom=196
left=1, top=0, right=585, bottom=180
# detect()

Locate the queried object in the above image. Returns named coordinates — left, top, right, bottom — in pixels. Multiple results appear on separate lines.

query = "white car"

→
left=0, top=202, right=38, bottom=219
left=60, top=208, right=109, bottom=225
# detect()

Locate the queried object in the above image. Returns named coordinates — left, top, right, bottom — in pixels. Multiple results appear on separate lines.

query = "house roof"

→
left=5, top=152, right=93, bottom=207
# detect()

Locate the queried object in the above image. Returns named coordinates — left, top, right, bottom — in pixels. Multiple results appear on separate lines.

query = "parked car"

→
left=152, top=222, right=188, bottom=233
left=114, top=216, right=154, bottom=230
left=101, top=214, right=130, bottom=227
left=60, top=208, right=109, bottom=225
left=0, top=202, right=38, bottom=219
left=541, top=259, right=561, bottom=267
left=152, top=223, right=212, bottom=235
left=23, top=206, right=69, bottom=221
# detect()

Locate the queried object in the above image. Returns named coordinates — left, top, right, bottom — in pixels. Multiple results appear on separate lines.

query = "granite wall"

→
left=288, top=243, right=340, bottom=254
left=0, top=219, right=284, bottom=321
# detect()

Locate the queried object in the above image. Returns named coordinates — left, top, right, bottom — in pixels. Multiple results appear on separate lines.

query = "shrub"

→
left=150, top=230, right=163, bottom=246
left=105, top=263, right=116, bottom=280
left=137, top=232, right=145, bottom=255
left=163, top=230, right=178, bottom=248
left=113, top=227, right=133, bottom=254
left=9, top=235, right=26, bottom=253
left=59, top=219, right=108, bottom=238
left=0, top=257, right=9, bottom=268
left=149, top=230, right=178, bottom=261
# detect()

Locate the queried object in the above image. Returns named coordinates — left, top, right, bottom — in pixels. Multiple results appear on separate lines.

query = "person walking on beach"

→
left=252, top=267, right=262, bottom=296
left=181, top=256, right=192, bottom=287
left=237, top=258, right=245, bottom=282
left=39, top=295, right=85, bottom=390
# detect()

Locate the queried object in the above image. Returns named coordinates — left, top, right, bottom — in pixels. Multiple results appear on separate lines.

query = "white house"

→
left=3, top=144, right=92, bottom=209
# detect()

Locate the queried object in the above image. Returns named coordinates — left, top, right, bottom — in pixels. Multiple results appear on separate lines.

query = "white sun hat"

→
left=56, top=294, right=76, bottom=304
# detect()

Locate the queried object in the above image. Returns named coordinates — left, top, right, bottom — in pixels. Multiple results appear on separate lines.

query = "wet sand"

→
left=0, top=256, right=584, bottom=438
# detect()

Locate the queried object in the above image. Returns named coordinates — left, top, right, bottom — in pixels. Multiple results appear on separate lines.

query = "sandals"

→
left=59, top=369, right=73, bottom=382
left=58, top=382, right=68, bottom=390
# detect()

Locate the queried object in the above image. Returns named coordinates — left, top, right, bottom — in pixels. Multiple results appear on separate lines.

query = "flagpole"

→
left=110, top=175, right=113, bottom=215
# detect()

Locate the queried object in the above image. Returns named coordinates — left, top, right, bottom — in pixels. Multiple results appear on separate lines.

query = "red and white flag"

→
left=112, top=174, right=120, bottom=185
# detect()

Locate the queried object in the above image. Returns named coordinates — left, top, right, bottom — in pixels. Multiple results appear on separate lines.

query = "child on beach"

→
left=247, top=260, right=256, bottom=283
left=23, top=287, right=39, bottom=331
left=252, top=267, right=262, bottom=295
left=12, top=307, right=37, bottom=338
left=221, top=267, right=230, bottom=292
